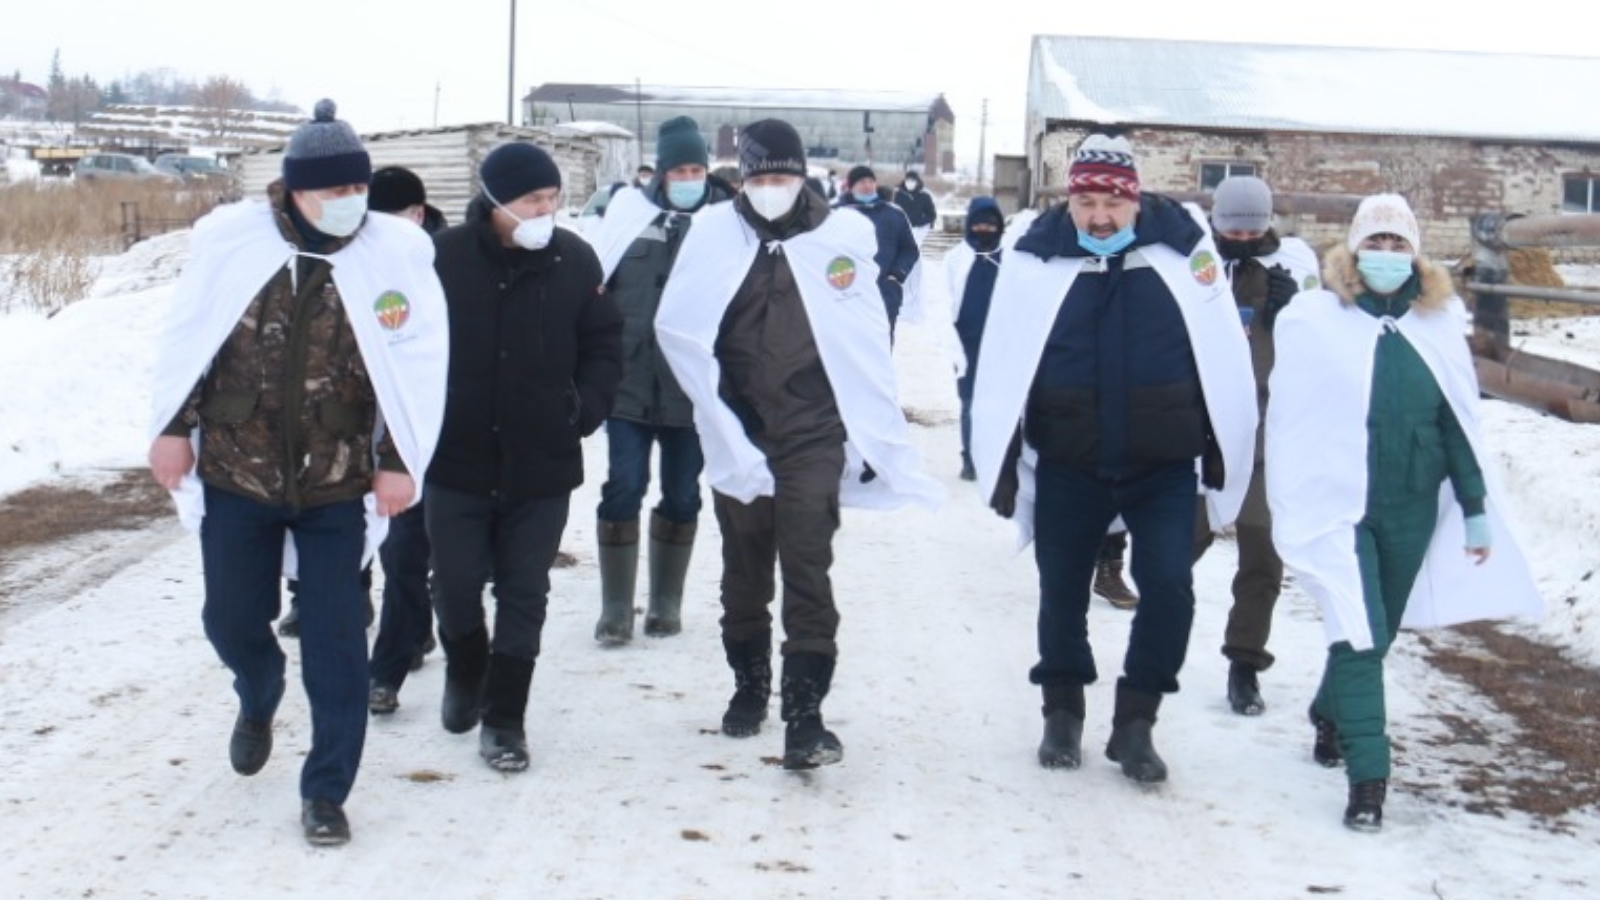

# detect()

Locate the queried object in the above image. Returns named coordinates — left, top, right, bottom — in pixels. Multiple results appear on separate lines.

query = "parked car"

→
left=75, top=153, right=180, bottom=184
left=152, top=154, right=231, bottom=184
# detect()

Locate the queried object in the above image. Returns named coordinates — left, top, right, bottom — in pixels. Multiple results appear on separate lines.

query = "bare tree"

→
left=190, top=75, right=253, bottom=140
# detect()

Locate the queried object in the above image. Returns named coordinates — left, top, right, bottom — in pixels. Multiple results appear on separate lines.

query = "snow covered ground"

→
left=1, top=232, right=1598, bottom=898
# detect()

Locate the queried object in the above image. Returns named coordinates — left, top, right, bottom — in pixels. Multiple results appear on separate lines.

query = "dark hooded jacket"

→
left=427, top=196, right=623, bottom=501
left=1018, top=194, right=1212, bottom=482
left=609, top=174, right=737, bottom=428
left=892, top=178, right=938, bottom=229
left=835, top=186, right=920, bottom=320
left=953, top=195, right=1005, bottom=359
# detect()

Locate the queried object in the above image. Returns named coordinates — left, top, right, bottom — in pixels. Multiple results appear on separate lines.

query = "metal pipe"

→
left=1481, top=213, right=1600, bottom=250
left=1465, top=282, right=1600, bottom=306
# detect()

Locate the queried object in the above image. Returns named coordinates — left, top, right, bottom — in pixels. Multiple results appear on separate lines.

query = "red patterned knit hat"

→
left=1068, top=133, right=1140, bottom=200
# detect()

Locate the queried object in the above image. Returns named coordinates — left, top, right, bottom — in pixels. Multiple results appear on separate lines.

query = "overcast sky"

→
left=5, top=0, right=1595, bottom=170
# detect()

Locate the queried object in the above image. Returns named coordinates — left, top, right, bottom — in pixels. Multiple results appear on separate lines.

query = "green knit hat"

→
left=655, top=116, right=708, bottom=172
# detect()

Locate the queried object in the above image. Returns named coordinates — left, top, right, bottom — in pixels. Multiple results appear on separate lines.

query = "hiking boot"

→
left=721, top=634, right=772, bottom=738
left=301, top=799, right=351, bottom=846
left=780, top=653, right=843, bottom=770
left=1038, top=683, right=1085, bottom=769
left=1310, top=705, right=1343, bottom=768
left=229, top=713, right=273, bottom=776
left=1093, top=561, right=1139, bottom=610
left=276, top=602, right=301, bottom=638
left=1343, top=779, right=1387, bottom=832
left=1227, top=662, right=1266, bottom=716
left=479, top=725, right=531, bottom=772
left=368, top=682, right=399, bottom=716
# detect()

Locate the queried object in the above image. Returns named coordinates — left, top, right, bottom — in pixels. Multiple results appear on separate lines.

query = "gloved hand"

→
left=1263, top=265, right=1299, bottom=323
left=989, top=427, right=1023, bottom=519
left=1464, top=513, right=1492, bottom=564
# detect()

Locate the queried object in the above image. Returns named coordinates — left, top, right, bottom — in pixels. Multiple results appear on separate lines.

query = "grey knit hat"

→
left=282, top=99, right=372, bottom=191
left=1211, top=176, right=1273, bottom=234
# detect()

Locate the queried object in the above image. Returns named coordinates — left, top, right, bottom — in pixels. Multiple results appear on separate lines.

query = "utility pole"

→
left=635, top=78, right=644, bottom=166
left=506, top=0, right=517, bottom=125
left=977, top=98, right=988, bottom=189
left=433, top=81, right=441, bottom=128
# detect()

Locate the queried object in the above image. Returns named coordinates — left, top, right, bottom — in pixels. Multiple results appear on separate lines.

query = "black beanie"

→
left=282, top=99, right=371, bottom=191
left=739, top=119, right=806, bottom=180
left=368, top=166, right=426, bottom=214
left=480, top=142, right=562, bottom=204
left=655, top=116, right=708, bottom=172
left=846, top=165, right=875, bottom=188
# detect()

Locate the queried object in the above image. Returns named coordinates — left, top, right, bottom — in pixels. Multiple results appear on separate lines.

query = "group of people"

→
left=148, top=103, right=1539, bottom=849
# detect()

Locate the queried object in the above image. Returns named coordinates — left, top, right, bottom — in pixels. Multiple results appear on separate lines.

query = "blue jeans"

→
left=199, top=486, right=368, bottom=804
left=370, top=501, right=433, bottom=690
left=596, top=418, right=704, bottom=525
left=956, top=367, right=975, bottom=465
left=1030, top=460, right=1197, bottom=695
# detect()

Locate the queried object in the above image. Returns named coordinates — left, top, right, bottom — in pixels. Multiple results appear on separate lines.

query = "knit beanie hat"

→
left=480, top=142, right=562, bottom=204
left=655, top=116, right=709, bottom=172
left=739, top=119, right=806, bottom=180
left=1347, top=193, right=1422, bottom=254
left=282, top=99, right=371, bottom=192
left=368, top=166, right=426, bottom=214
left=1067, top=133, right=1139, bottom=201
left=846, top=165, right=876, bottom=188
left=1211, top=176, right=1273, bottom=233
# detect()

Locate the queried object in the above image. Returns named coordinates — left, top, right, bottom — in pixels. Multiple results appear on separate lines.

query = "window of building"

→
left=1199, top=162, right=1257, bottom=191
left=1563, top=176, right=1600, bottom=213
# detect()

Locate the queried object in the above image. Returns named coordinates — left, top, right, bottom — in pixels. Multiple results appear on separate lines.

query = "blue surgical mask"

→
left=666, top=179, right=706, bottom=210
left=1076, top=224, right=1136, bottom=257
left=853, top=190, right=877, bottom=204
left=1356, top=249, right=1415, bottom=294
left=313, top=193, right=367, bottom=237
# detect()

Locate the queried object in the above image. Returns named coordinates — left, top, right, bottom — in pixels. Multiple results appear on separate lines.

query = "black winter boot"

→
left=1227, top=662, right=1266, bottom=716
left=1343, top=778, right=1387, bottom=832
left=780, top=653, right=843, bottom=770
left=1038, top=683, right=1086, bottom=770
left=721, top=633, right=772, bottom=737
left=479, top=652, right=535, bottom=772
left=439, top=626, right=490, bottom=734
left=1310, top=705, right=1343, bottom=768
left=594, top=519, right=639, bottom=646
left=1093, top=560, right=1139, bottom=610
left=645, top=513, right=696, bottom=637
left=1105, top=684, right=1167, bottom=783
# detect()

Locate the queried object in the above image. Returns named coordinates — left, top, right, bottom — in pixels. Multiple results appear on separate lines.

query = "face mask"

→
left=746, top=181, right=802, bottom=221
left=313, top=193, right=367, bottom=237
left=906, top=178, right=920, bottom=191
left=970, top=230, right=1001, bottom=252
left=1215, top=235, right=1266, bottom=261
left=666, top=179, right=706, bottom=210
left=1356, top=249, right=1415, bottom=294
left=853, top=190, right=877, bottom=204
left=1077, top=224, right=1136, bottom=257
left=485, top=187, right=556, bottom=250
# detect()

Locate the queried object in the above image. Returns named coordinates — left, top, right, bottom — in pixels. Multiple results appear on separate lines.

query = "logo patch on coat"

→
left=374, top=291, right=411, bottom=331
left=1189, top=250, right=1219, bottom=286
left=826, top=256, right=857, bottom=290
left=1303, top=274, right=1321, bottom=290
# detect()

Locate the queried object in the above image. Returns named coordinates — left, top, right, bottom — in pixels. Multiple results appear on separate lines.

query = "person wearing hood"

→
left=146, top=100, right=449, bottom=846
left=655, top=119, right=943, bottom=771
left=1267, top=193, right=1540, bottom=832
left=1191, top=175, right=1320, bottom=718
left=943, top=195, right=1005, bottom=481
left=836, top=165, right=920, bottom=341
left=586, top=116, right=736, bottom=646
left=971, top=133, right=1257, bottom=785
left=426, top=142, right=623, bottom=773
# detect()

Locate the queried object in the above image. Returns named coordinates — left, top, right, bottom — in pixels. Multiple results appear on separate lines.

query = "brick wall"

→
left=1039, top=125, right=1600, bottom=263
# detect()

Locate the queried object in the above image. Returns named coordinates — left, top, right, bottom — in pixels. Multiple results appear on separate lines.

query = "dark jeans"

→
left=370, top=501, right=433, bottom=689
left=596, top=418, right=705, bottom=525
left=713, top=438, right=843, bottom=657
left=956, top=367, right=975, bottom=465
left=1030, top=460, right=1197, bottom=694
left=426, top=484, right=570, bottom=660
left=199, top=485, right=368, bottom=804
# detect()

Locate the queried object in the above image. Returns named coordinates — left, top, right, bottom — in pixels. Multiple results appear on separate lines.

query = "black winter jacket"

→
left=835, top=188, right=920, bottom=320
left=428, top=199, right=623, bottom=501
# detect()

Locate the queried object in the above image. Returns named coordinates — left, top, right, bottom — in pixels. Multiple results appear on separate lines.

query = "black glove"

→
left=989, top=427, right=1023, bottom=519
left=860, top=462, right=877, bottom=484
left=1264, top=265, right=1298, bottom=323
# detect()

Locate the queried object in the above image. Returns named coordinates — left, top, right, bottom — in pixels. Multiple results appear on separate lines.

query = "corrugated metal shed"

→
left=236, top=123, right=609, bottom=224
left=1029, top=36, right=1600, bottom=143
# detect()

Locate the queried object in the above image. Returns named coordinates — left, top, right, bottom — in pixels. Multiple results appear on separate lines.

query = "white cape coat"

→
left=148, top=200, right=449, bottom=569
left=654, top=202, right=944, bottom=511
left=971, top=205, right=1258, bottom=548
left=1266, top=289, right=1541, bottom=650
left=589, top=186, right=660, bottom=282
